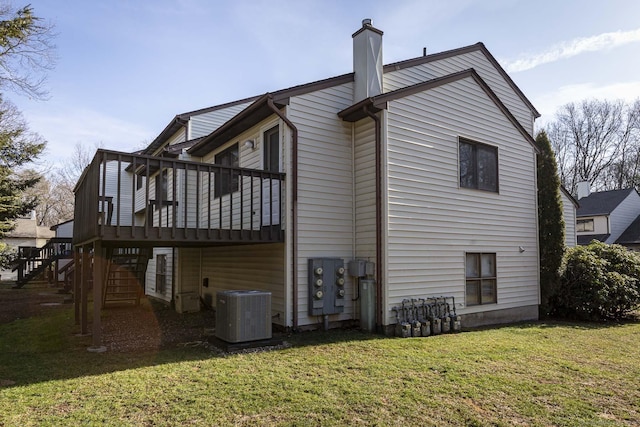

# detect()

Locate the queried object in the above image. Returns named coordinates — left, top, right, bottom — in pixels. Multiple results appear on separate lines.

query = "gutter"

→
left=364, top=107, right=383, bottom=330
left=266, top=97, right=299, bottom=331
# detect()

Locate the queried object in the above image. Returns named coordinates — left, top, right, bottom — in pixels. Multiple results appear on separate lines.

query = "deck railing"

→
left=12, top=237, right=73, bottom=287
left=73, top=149, right=286, bottom=245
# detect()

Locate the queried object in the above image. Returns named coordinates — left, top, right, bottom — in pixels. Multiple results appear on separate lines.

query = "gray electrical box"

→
left=348, top=259, right=365, bottom=277
left=308, top=258, right=345, bottom=316
left=348, top=259, right=375, bottom=277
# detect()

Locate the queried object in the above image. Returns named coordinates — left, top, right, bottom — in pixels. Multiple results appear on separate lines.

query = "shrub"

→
left=0, top=243, right=16, bottom=270
left=555, top=241, right=640, bottom=321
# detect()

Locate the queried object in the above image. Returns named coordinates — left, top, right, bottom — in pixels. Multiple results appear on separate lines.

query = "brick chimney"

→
left=352, top=18, right=383, bottom=103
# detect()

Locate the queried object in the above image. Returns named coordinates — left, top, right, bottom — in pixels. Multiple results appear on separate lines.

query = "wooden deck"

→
left=73, top=149, right=286, bottom=247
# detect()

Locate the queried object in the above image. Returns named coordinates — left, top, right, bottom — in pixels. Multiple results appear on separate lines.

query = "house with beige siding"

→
left=73, top=19, right=543, bottom=345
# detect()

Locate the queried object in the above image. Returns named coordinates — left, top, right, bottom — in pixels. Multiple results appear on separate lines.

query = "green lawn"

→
left=1, top=307, right=639, bottom=426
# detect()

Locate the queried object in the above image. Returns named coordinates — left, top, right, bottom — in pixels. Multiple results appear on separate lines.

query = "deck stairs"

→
left=12, top=238, right=73, bottom=288
left=103, top=247, right=151, bottom=307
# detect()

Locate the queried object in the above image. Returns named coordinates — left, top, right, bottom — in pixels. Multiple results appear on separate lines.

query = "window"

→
left=465, top=253, right=497, bottom=305
left=264, top=126, right=280, bottom=172
left=214, top=143, right=239, bottom=198
left=136, top=174, right=144, bottom=191
left=577, top=219, right=594, bottom=232
left=459, top=138, right=498, bottom=192
left=156, top=254, right=167, bottom=294
left=155, top=169, right=168, bottom=201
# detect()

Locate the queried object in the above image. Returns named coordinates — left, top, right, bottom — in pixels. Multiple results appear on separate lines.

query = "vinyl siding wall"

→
left=145, top=247, right=173, bottom=302
left=384, top=50, right=534, bottom=136
left=199, top=243, right=286, bottom=327
left=577, top=215, right=609, bottom=238
left=188, top=102, right=254, bottom=139
left=383, top=76, right=539, bottom=325
left=607, top=192, right=640, bottom=243
left=561, top=192, right=577, bottom=247
left=288, top=83, right=356, bottom=328
left=354, top=119, right=377, bottom=260
left=54, top=221, right=73, bottom=238
left=177, top=247, right=201, bottom=295
left=170, top=119, right=287, bottom=325
left=100, top=161, right=134, bottom=226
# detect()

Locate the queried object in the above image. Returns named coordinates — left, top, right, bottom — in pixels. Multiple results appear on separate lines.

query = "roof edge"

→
left=339, top=68, right=539, bottom=154
left=383, top=42, right=540, bottom=119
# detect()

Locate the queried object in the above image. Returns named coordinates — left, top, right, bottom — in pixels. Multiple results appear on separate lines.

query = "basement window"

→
left=459, top=138, right=498, bottom=192
left=465, top=253, right=497, bottom=306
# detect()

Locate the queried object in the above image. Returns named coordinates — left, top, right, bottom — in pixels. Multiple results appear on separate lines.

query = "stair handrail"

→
left=12, top=237, right=73, bottom=286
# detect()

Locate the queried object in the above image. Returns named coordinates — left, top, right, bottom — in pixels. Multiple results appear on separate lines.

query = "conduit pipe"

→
left=267, top=97, right=299, bottom=330
left=364, top=106, right=383, bottom=330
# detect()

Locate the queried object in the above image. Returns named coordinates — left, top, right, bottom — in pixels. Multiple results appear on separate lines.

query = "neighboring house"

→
left=560, top=186, right=578, bottom=247
left=615, top=214, right=640, bottom=250
left=0, top=212, right=55, bottom=281
left=575, top=186, right=640, bottom=245
left=74, top=19, right=543, bottom=342
left=50, top=219, right=74, bottom=285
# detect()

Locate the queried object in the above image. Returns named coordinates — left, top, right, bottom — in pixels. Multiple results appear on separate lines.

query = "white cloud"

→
left=533, top=81, right=640, bottom=124
left=504, top=28, right=640, bottom=73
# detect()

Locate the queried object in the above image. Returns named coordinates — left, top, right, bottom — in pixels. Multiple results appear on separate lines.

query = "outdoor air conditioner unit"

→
left=215, top=290, right=272, bottom=343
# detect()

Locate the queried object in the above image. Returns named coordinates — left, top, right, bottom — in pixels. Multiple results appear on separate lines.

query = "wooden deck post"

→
left=88, top=240, right=106, bottom=352
left=73, top=246, right=80, bottom=325
left=80, top=244, right=89, bottom=335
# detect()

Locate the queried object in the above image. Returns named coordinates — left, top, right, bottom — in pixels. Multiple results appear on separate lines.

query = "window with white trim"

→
left=577, top=219, right=594, bottom=232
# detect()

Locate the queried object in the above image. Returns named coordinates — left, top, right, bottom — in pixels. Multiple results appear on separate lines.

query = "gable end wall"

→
left=383, top=76, right=539, bottom=325
left=384, top=50, right=534, bottom=137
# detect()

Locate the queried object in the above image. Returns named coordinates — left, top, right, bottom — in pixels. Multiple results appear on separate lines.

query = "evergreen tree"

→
left=536, top=130, right=565, bottom=316
left=0, top=96, right=44, bottom=237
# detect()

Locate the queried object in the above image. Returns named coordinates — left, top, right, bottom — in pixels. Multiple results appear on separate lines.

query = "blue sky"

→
left=10, top=0, right=640, bottom=167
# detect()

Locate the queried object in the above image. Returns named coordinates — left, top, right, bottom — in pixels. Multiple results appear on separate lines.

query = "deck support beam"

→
left=73, top=247, right=80, bottom=325
left=80, top=244, right=89, bottom=335
left=88, top=240, right=106, bottom=352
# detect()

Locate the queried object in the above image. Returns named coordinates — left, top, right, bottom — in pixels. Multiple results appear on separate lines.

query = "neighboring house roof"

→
left=615, top=214, right=640, bottom=244
left=5, top=218, right=55, bottom=239
left=576, top=188, right=636, bottom=217
left=577, top=234, right=610, bottom=245
left=50, top=218, right=74, bottom=231
left=338, top=68, right=539, bottom=152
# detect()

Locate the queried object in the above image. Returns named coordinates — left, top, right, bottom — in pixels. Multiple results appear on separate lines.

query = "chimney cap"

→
left=352, top=18, right=384, bottom=38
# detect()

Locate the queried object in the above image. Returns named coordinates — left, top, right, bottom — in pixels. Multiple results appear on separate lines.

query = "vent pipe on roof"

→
left=577, top=181, right=591, bottom=200
left=352, top=18, right=383, bottom=103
